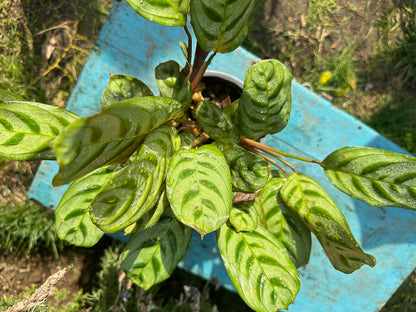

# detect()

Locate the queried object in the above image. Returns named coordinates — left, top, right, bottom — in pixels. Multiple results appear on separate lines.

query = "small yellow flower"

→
left=319, top=71, right=332, bottom=85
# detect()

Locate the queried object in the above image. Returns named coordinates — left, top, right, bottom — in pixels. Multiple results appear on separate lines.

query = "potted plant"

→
left=0, top=0, right=415, bottom=311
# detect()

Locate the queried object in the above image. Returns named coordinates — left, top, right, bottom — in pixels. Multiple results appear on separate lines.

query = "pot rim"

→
left=203, top=70, right=244, bottom=90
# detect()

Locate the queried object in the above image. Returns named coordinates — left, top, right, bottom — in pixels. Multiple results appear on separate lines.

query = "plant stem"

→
left=184, top=25, right=193, bottom=65
left=191, top=52, right=216, bottom=92
left=240, top=136, right=321, bottom=164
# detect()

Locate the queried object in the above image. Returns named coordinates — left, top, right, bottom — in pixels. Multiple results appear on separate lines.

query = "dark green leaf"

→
left=55, top=166, right=119, bottom=247
left=217, top=223, right=300, bottom=312
left=322, top=146, right=416, bottom=210
left=0, top=102, right=79, bottom=161
left=190, top=0, right=257, bottom=53
left=215, top=140, right=269, bottom=193
left=89, top=127, right=180, bottom=233
left=155, top=60, right=192, bottom=108
left=238, top=59, right=292, bottom=140
left=179, top=132, right=196, bottom=148
left=53, top=96, right=187, bottom=185
left=196, top=100, right=240, bottom=143
left=121, top=209, right=192, bottom=290
left=280, top=173, right=376, bottom=273
left=166, top=144, right=232, bottom=237
left=100, top=74, right=153, bottom=110
left=258, top=178, right=311, bottom=268
left=126, top=0, right=190, bottom=26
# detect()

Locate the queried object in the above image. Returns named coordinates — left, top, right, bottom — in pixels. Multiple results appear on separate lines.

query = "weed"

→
left=0, top=201, right=65, bottom=258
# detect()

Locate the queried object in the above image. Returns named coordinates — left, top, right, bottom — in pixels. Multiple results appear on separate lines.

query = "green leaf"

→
left=179, top=40, right=189, bottom=61
left=258, top=178, right=311, bottom=268
left=279, top=173, right=376, bottom=273
left=238, top=59, right=292, bottom=140
left=217, top=223, right=300, bottom=312
left=215, top=140, right=269, bottom=193
left=0, top=102, right=79, bottom=161
left=229, top=200, right=259, bottom=232
left=166, top=144, right=232, bottom=237
left=155, top=60, right=192, bottom=108
left=100, top=74, right=153, bottom=110
left=55, top=166, right=119, bottom=247
left=196, top=100, right=240, bottom=143
left=126, top=0, right=190, bottom=26
left=0, top=90, right=25, bottom=103
left=53, top=96, right=187, bottom=185
left=322, top=146, right=416, bottom=210
left=121, top=209, right=192, bottom=290
left=223, top=99, right=239, bottom=124
left=89, top=127, right=181, bottom=233
left=190, top=0, right=257, bottom=53
left=179, top=131, right=196, bottom=148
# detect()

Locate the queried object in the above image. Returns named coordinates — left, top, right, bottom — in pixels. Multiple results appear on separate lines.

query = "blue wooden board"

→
left=28, top=2, right=416, bottom=311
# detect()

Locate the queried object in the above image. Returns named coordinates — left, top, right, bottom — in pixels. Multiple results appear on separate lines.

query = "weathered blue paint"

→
left=28, top=2, right=416, bottom=311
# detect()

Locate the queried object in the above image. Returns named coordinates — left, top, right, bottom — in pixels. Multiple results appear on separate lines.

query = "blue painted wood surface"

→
left=28, top=2, right=416, bottom=311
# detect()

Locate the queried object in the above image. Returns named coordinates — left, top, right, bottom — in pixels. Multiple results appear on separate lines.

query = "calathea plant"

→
left=1, top=0, right=416, bottom=311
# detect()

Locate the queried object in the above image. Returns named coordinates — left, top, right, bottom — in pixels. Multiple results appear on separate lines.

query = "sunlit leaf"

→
left=0, top=102, right=79, bottom=161
left=126, top=0, right=190, bottom=26
left=53, top=96, right=187, bottom=185
left=100, top=74, right=153, bottom=110
left=322, top=146, right=416, bottom=210
left=215, top=140, right=269, bottom=193
left=196, top=100, right=240, bottom=143
left=121, top=208, right=192, bottom=290
left=166, top=144, right=232, bottom=237
left=155, top=60, right=192, bottom=108
left=55, top=166, right=119, bottom=247
left=280, top=173, right=376, bottom=273
left=229, top=199, right=259, bottom=232
left=0, top=90, right=25, bottom=103
left=238, top=59, right=292, bottom=140
left=190, top=0, right=257, bottom=53
left=258, top=178, right=311, bottom=268
left=89, top=127, right=180, bottom=233
left=217, top=223, right=300, bottom=312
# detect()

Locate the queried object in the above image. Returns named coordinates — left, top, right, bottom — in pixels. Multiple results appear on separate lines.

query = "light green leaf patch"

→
left=280, top=173, right=376, bottom=273
left=322, top=146, right=416, bottom=210
left=0, top=101, right=79, bottom=161
left=217, top=223, right=300, bottom=312
left=166, top=144, right=232, bottom=237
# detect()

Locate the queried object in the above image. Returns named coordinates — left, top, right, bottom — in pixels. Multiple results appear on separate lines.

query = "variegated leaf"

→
left=322, top=146, right=416, bottom=210
left=126, top=0, right=190, bottom=26
left=280, top=173, right=376, bottom=273
left=196, top=100, right=240, bottom=143
left=121, top=209, right=192, bottom=290
left=55, top=166, right=119, bottom=247
left=89, top=126, right=180, bottom=233
left=0, top=102, right=79, bottom=161
left=215, top=140, right=269, bottom=193
left=100, top=74, right=153, bottom=110
left=155, top=60, right=192, bottom=108
left=229, top=199, right=259, bottom=232
left=217, top=223, right=300, bottom=312
left=166, top=144, right=232, bottom=237
left=190, top=0, right=257, bottom=53
left=238, top=59, right=292, bottom=140
left=258, top=178, right=311, bottom=268
left=53, top=96, right=187, bottom=185
left=0, top=91, right=25, bottom=103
